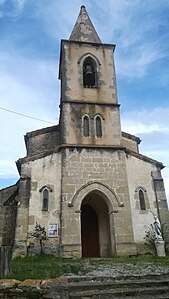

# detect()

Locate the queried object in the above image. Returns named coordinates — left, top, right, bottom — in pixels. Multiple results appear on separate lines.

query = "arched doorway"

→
left=81, top=192, right=111, bottom=258
left=81, top=203, right=100, bottom=257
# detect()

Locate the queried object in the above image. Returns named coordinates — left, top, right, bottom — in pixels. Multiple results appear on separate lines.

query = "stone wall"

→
left=13, top=177, right=31, bottom=257
left=25, top=125, right=60, bottom=157
left=14, top=153, right=62, bottom=257
left=126, top=153, right=169, bottom=252
left=59, top=40, right=122, bottom=148
left=0, top=185, right=18, bottom=250
left=0, top=278, right=69, bottom=299
left=121, top=132, right=140, bottom=153
left=60, top=147, right=137, bottom=258
left=60, top=40, right=117, bottom=104
left=61, top=102, right=122, bottom=147
left=2, top=205, right=17, bottom=248
left=151, top=170, right=169, bottom=251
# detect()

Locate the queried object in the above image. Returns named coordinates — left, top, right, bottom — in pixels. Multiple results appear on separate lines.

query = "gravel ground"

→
left=85, top=263, right=169, bottom=277
left=66, top=262, right=169, bottom=278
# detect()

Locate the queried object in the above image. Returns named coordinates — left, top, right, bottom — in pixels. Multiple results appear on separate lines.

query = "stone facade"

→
left=0, top=185, right=18, bottom=249
left=0, top=6, right=169, bottom=258
left=126, top=154, right=164, bottom=252
left=60, top=147, right=136, bottom=257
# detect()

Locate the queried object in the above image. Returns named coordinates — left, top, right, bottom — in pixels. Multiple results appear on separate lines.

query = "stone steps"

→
left=1, top=274, right=169, bottom=298
left=68, top=275, right=169, bottom=298
left=69, top=286, right=169, bottom=298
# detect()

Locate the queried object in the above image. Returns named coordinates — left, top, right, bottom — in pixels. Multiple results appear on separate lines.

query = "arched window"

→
left=83, top=115, right=90, bottom=137
left=95, top=116, right=102, bottom=137
left=139, top=189, right=146, bottom=210
left=42, top=189, right=49, bottom=211
left=83, top=57, right=96, bottom=87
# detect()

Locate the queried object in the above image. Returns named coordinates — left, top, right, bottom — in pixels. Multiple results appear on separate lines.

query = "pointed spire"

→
left=69, top=5, right=101, bottom=43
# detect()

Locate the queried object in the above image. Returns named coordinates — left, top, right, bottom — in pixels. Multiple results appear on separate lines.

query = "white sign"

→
left=48, top=223, right=58, bottom=237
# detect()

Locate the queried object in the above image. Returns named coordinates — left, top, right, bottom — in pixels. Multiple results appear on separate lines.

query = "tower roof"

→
left=69, top=5, right=102, bottom=43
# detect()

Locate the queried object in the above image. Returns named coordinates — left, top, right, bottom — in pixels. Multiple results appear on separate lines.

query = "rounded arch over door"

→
left=68, top=181, right=124, bottom=209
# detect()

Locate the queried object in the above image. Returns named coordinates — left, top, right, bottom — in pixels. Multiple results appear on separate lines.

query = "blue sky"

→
left=0, top=0, right=169, bottom=202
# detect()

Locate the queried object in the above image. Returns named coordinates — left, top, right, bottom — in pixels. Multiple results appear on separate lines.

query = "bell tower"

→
left=59, top=5, right=122, bottom=147
left=58, top=6, right=137, bottom=258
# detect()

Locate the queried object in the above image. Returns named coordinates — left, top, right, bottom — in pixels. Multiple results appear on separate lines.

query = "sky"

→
left=0, top=0, right=169, bottom=203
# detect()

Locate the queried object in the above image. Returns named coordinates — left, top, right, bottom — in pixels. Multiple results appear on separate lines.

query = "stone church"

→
left=0, top=6, right=169, bottom=258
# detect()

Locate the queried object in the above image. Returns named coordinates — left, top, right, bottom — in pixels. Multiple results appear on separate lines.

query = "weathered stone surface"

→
left=25, top=125, right=60, bottom=157
left=1, top=269, right=169, bottom=299
left=0, top=247, right=12, bottom=278
left=19, top=279, right=41, bottom=288
left=60, top=147, right=137, bottom=257
left=0, top=279, right=20, bottom=289
left=69, top=5, right=101, bottom=43
left=122, top=131, right=141, bottom=153
left=0, top=185, right=18, bottom=250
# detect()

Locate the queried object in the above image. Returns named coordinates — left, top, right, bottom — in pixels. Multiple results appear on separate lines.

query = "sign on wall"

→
left=48, top=223, right=58, bottom=237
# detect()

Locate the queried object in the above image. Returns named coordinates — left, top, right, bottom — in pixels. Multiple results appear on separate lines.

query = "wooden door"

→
left=81, top=204, right=100, bottom=257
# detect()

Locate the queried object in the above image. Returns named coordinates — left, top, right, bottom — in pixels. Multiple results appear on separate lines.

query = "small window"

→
left=139, top=189, right=146, bottom=210
left=42, top=189, right=49, bottom=211
left=96, top=116, right=102, bottom=137
left=83, top=57, right=96, bottom=87
left=83, top=115, right=90, bottom=137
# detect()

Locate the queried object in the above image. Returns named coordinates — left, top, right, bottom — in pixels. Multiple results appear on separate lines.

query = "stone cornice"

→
left=16, top=147, right=61, bottom=173
left=60, top=144, right=125, bottom=151
left=61, top=100, right=120, bottom=107
left=61, top=39, right=116, bottom=50
left=25, top=124, right=59, bottom=138
left=16, top=144, right=164, bottom=171
left=122, top=131, right=141, bottom=144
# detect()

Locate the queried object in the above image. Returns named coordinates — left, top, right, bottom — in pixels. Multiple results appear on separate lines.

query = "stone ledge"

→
left=1, top=274, right=169, bottom=299
left=0, top=278, right=69, bottom=299
left=0, top=279, right=20, bottom=289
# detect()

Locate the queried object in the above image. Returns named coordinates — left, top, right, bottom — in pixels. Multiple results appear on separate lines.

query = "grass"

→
left=88, top=254, right=169, bottom=265
left=9, top=255, right=85, bottom=281
left=8, top=254, right=169, bottom=281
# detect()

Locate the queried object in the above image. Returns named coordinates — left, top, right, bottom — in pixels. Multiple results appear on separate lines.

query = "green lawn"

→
left=8, top=254, right=169, bottom=281
left=9, top=255, right=84, bottom=281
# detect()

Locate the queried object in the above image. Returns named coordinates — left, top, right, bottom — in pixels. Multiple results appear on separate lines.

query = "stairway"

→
left=67, top=274, right=169, bottom=298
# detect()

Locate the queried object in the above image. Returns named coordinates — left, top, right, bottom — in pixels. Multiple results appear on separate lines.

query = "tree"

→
left=31, top=223, right=47, bottom=254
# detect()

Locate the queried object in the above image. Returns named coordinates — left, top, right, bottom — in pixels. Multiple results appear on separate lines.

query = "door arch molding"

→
left=68, top=181, right=124, bottom=210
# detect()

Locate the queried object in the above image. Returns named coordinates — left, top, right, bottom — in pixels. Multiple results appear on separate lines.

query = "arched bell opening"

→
left=81, top=191, right=112, bottom=258
left=83, top=57, right=97, bottom=87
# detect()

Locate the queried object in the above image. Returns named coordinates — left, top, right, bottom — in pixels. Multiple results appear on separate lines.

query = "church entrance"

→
left=81, top=192, right=111, bottom=258
left=81, top=203, right=100, bottom=257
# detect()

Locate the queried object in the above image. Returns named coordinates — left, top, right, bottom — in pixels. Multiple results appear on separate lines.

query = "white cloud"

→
left=121, top=107, right=169, bottom=202
left=115, top=31, right=168, bottom=79
left=0, top=49, right=59, bottom=182
left=0, top=160, right=18, bottom=178
left=0, top=0, right=27, bottom=18
left=122, top=122, right=169, bottom=135
left=89, top=1, right=169, bottom=79
left=29, top=0, right=84, bottom=40
left=122, top=107, right=169, bottom=134
left=0, top=50, right=59, bottom=115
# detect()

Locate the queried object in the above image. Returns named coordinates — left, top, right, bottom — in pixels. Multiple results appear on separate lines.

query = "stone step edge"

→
left=66, top=273, right=169, bottom=283
left=69, top=285, right=169, bottom=297
left=103, top=296, right=169, bottom=299
left=68, top=278, right=169, bottom=289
